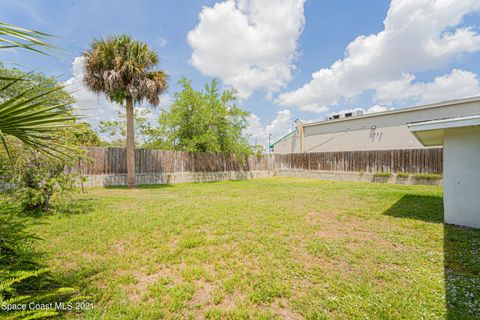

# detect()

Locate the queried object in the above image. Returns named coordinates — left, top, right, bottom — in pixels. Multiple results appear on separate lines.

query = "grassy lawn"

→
left=31, top=177, right=480, bottom=319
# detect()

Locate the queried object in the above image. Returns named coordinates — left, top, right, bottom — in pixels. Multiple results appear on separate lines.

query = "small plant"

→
left=11, top=153, right=82, bottom=213
left=373, top=172, right=392, bottom=178
left=6, top=141, right=88, bottom=213
left=397, top=172, right=409, bottom=178
left=413, top=173, right=443, bottom=180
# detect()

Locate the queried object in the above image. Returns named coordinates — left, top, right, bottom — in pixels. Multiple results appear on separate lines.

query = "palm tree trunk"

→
left=125, top=97, right=136, bottom=188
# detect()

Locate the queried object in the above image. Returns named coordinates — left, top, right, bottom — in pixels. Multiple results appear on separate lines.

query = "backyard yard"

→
left=31, top=177, right=480, bottom=319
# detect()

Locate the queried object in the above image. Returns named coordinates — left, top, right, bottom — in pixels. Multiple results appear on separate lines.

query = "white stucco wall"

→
left=443, top=126, right=480, bottom=228
left=273, top=132, right=301, bottom=154
left=273, top=99, right=480, bottom=154
left=303, top=125, right=424, bottom=152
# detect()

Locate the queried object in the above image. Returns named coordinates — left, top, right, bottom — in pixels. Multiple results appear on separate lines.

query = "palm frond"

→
left=0, top=22, right=59, bottom=56
left=0, top=77, right=77, bottom=161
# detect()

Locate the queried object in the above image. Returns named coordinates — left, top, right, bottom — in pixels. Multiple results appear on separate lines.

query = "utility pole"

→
left=268, top=133, right=272, bottom=154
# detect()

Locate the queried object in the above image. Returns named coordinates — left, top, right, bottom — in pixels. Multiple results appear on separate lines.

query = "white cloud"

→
left=365, top=105, right=393, bottom=114
left=276, top=0, right=480, bottom=112
left=158, top=37, right=167, bottom=47
left=327, top=105, right=394, bottom=118
left=188, top=0, right=305, bottom=99
left=246, top=109, right=293, bottom=147
left=65, top=56, right=171, bottom=131
left=245, top=106, right=394, bottom=150
left=374, top=69, right=480, bottom=105
left=64, top=57, right=119, bottom=130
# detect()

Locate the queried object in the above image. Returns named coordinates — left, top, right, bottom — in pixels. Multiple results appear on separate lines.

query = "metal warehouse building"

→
left=272, top=97, right=480, bottom=154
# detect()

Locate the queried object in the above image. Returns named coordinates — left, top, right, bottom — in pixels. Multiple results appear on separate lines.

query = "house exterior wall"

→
left=443, top=126, right=480, bottom=228
left=273, top=100, right=480, bottom=153
left=273, top=132, right=300, bottom=154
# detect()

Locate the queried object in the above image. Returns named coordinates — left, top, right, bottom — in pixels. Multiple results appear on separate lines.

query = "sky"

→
left=1, top=0, right=480, bottom=147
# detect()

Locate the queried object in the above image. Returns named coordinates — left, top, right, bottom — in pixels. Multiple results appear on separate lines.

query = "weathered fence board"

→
left=273, top=148, right=443, bottom=174
left=76, top=147, right=271, bottom=175
left=75, top=147, right=443, bottom=176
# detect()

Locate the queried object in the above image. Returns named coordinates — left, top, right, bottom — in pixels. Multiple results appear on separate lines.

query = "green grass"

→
left=27, top=177, right=480, bottom=319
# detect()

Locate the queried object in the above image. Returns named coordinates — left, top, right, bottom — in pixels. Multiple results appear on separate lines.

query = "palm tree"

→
left=83, top=35, right=168, bottom=188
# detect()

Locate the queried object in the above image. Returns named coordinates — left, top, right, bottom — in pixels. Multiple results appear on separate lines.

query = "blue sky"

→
left=1, top=0, right=480, bottom=146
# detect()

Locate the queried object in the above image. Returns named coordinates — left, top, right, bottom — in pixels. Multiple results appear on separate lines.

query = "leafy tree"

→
left=83, top=34, right=168, bottom=188
left=99, top=109, right=152, bottom=147
left=0, top=64, right=74, bottom=107
left=150, top=77, right=251, bottom=154
left=67, top=122, right=102, bottom=147
left=251, top=144, right=266, bottom=156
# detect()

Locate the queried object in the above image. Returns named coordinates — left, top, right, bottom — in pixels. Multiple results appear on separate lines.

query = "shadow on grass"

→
left=58, top=197, right=99, bottom=215
left=19, top=197, right=99, bottom=218
left=383, top=195, right=480, bottom=319
left=383, top=194, right=444, bottom=223
left=0, top=211, right=79, bottom=319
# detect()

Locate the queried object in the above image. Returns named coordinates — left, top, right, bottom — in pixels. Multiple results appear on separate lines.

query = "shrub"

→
left=373, top=172, right=392, bottom=178
left=13, top=157, right=79, bottom=212
left=396, top=172, right=409, bottom=178
left=412, top=173, right=443, bottom=180
left=8, top=146, right=87, bottom=213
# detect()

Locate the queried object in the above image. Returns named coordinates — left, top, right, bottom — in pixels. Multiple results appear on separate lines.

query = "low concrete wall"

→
left=3, top=169, right=441, bottom=189
left=274, top=169, right=443, bottom=186
left=81, top=170, right=273, bottom=187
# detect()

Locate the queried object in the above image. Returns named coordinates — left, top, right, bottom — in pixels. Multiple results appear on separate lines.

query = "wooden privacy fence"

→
left=76, top=147, right=271, bottom=175
left=75, top=147, right=443, bottom=175
left=273, top=148, right=443, bottom=174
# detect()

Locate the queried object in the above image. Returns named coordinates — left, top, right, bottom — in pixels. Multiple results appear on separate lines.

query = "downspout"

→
left=295, top=119, right=305, bottom=153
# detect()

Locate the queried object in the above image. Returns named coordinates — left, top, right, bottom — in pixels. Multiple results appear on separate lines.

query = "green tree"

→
left=0, top=64, right=75, bottom=107
left=67, top=122, right=102, bottom=147
left=83, top=34, right=168, bottom=188
left=149, top=77, right=251, bottom=154
left=99, top=109, right=152, bottom=147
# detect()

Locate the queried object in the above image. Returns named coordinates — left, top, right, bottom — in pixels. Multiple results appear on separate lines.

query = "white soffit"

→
left=408, top=114, right=480, bottom=146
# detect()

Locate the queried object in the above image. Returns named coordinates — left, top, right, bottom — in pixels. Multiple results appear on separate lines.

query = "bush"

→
left=412, top=173, right=443, bottom=180
left=8, top=145, right=86, bottom=213
left=373, top=172, right=392, bottom=178
left=13, top=157, right=79, bottom=212
left=396, top=172, right=409, bottom=178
